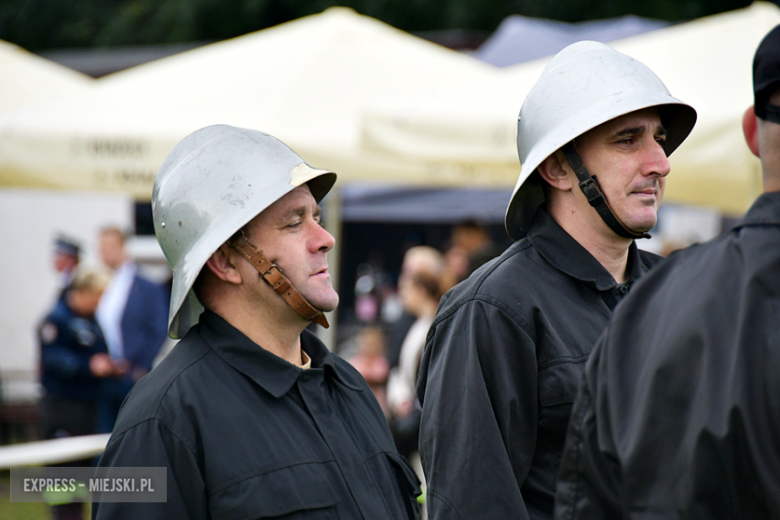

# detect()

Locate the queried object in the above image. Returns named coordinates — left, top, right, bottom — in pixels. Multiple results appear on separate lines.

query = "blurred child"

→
left=348, top=326, right=390, bottom=417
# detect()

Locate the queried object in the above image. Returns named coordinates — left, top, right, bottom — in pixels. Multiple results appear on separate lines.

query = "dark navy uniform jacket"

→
left=93, top=310, right=420, bottom=520
left=39, top=299, right=108, bottom=402
left=417, top=207, right=662, bottom=520
left=556, top=191, right=780, bottom=519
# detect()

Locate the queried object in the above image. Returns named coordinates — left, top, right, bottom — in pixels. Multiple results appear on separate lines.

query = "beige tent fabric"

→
left=2, top=5, right=777, bottom=214
left=0, top=7, right=508, bottom=199
left=362, top=2, right=780, bottom=216
left=0, top=40, right=94, bottom=191
left=611, top=2, right=779, bottom=215
left=0, top=40, right=92, bottom=117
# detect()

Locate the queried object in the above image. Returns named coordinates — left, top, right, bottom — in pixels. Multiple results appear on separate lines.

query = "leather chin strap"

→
left=561, top=142, right=651, bottom=240
left=228, top=233, right=329, bottom=328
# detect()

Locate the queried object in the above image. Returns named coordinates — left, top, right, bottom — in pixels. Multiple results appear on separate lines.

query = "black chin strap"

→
left=561, top=142, right=650, bottom=240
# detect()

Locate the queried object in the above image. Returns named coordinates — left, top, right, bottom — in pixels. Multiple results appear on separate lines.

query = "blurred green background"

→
left=0, top=471, right=90, bottom=520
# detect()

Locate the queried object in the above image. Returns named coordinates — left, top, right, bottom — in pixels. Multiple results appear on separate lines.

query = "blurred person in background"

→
left=439, top=221, right=501, bottom=291
left=38, top=268, right=115, bottom=520
left=51, top=233, right=81, bottom=303
left=348, top=325, right=391, bottom=417
left=555, top=25, right=780, bottom=519
left=95, top=226, right=169, bottom=433
left=417, top=41, right=696, bottom=520
left=439, top=243, right=469, bottom=293
left=388, top=246, right=443, bottom=481
left=451, top=219, right=503, bottom=276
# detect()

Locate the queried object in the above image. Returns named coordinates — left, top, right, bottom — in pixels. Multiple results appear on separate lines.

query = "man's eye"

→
left=287, top=221, right=302, bottom=229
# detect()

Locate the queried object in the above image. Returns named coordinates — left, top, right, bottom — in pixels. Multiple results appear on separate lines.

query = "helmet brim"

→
left=506, top=100, right=696, bottom=241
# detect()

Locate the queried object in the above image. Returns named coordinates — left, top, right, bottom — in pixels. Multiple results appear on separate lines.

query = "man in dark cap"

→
left=52, top=233, right=81, bottom=302
left=555, top=25, right=780, bottom=519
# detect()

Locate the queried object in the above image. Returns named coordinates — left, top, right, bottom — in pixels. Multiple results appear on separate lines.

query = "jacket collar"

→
left=196, top=310, right=361, bottom=398
left=526, top=206, right=645, bottom=291
left=736, top=191, right=780, bottom=228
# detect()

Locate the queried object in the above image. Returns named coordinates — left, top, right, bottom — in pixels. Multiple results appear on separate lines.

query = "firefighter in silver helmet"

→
left=94, top=125, right=421, bottom=520
left=556, top=25, right=780, bottom=519
left=417, top=41, right=696, bottom=520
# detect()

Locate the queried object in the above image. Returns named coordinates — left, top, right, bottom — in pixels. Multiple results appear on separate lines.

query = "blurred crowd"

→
left=37, top=227, right=170, bottom=520
left=345, top=220, right=503, bottom=485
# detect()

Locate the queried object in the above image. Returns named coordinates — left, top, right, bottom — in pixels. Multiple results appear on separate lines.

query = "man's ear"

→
left=743, top=106, right=760, bottom=158
left=537, top=150, right=574, bottom=191
left=204, top=245, right=243, bottom=285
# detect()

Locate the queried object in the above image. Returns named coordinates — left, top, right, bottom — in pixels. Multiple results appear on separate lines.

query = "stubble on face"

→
left=574, top=108, right=671, bottom=233
left=242, top=186, right=339, bottom=316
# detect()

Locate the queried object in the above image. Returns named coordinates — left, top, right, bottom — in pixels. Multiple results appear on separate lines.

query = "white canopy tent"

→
left=0, top=7, right=512, bottom=199
left=2, top=5, right=777, bottom=212
left=0, top=39, right=92, bottom=117
left=363, top=2, right=780, bottom=216
left=0, top=7, right=517, bottom=353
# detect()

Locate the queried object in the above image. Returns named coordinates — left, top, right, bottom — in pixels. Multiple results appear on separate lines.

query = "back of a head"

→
left=753, top=25, right=780, bottom=121
left=753, top=25, right=780, bottom=185
left=452, top=221, right=490, bottom=253
left=403, top=246, right=444, bottom=278
left=69, top=267, right=110, bottom=293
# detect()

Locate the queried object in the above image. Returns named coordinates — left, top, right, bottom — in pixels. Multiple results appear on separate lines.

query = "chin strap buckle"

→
left=562, top=142, right=651, bottom=240
left=228, top=232, right=329, bottom=328
left=578, top=177, right=607, bottom=208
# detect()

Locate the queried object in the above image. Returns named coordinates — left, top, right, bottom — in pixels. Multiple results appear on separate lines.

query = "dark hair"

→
left=455, top=219, right=488, bottom=233
left=753, top=25, right=780, bottom=119
left=412, top=272, right=443, bottom=301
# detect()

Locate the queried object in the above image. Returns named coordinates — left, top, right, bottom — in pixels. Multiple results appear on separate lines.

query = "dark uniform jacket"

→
left=555, top=191, right=780, bottom=520
left=417, top=207, right=662, bottom=520
left=39, top=299, right=108, bottom=402
left=93, top=310, right=420, bottom=520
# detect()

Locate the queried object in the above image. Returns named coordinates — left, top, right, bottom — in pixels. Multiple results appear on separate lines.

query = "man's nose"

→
left=644, top=139, right=671, bottom=177
left=309, top=220, right=335, bottom=253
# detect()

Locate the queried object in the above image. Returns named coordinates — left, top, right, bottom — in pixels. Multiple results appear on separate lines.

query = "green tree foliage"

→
left=0, top=0, right=759, bottom=51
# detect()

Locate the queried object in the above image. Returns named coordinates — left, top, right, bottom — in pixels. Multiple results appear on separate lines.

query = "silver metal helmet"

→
left=505, top=41, right=697, bottom=240
left=153, top=125, right=336, bottom=338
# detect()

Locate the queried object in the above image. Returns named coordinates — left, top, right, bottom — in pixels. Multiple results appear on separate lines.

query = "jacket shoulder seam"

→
left=469, top=240, right=532, bottom=293
left=111, top=345, right=213, bottom=436
left=431, top=293, right=536, bottom=345
left=108, top=416, right=199, bottom=458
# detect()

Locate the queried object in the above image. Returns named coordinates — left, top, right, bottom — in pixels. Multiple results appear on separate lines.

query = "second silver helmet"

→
left=505, top=41, right=697, bottom=240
